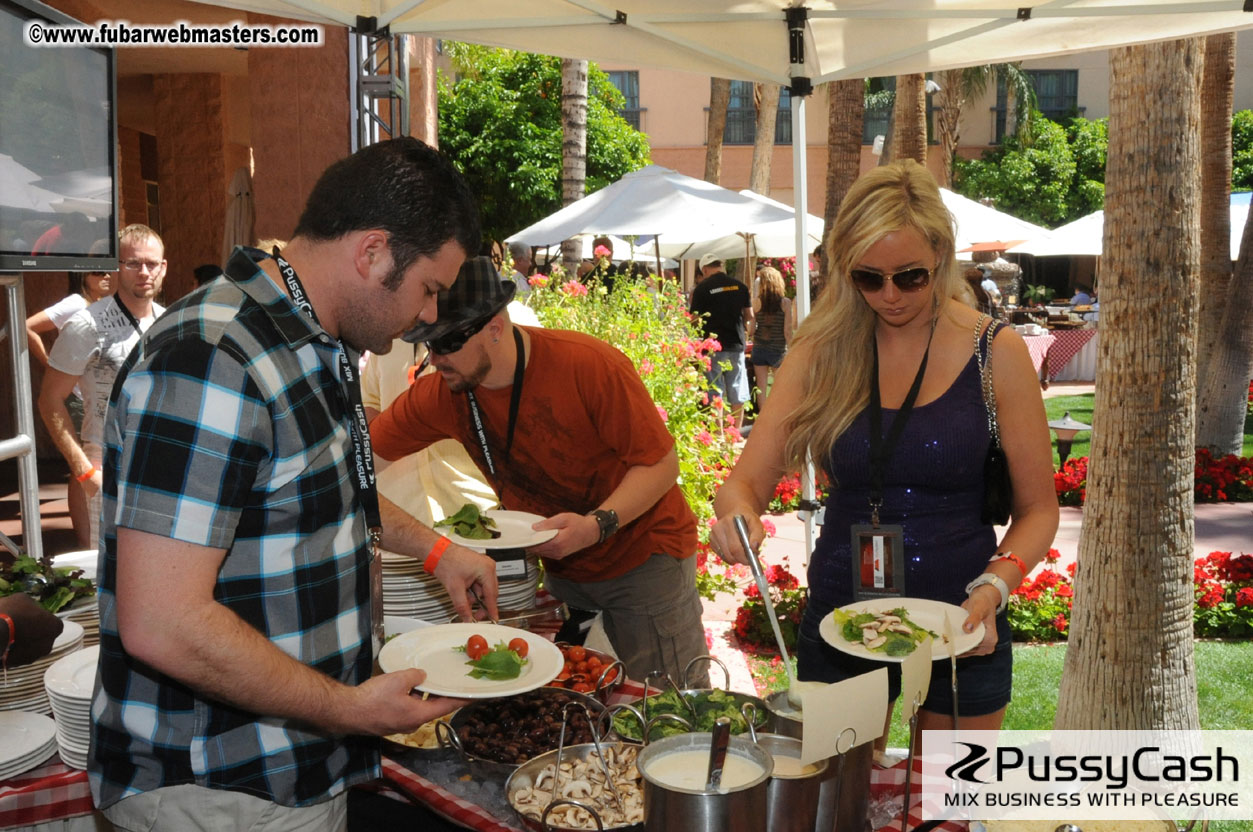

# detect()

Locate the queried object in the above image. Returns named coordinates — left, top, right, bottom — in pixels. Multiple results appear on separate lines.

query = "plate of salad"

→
left=437, top=505, right=557, bottom=551
left=819, top=598, right=984, bottom=662
left=377, top=622, right=563, bottom=698
left=0, top=555, right=95, bottom=613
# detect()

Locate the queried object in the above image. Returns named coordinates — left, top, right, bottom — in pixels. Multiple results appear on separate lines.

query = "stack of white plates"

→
left=381, top=552, right=540, bottom=621
left=0, top=620, right=84, bottom=716
left=44, top=645, right=98, bottom=770
left=52, top=551, right=101, bottom=646
left=0, top=711, right=58, bottom=779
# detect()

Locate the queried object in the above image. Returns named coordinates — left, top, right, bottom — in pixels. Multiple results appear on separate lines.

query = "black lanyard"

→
left=866, top=323, right=935, bottom=527
left=113, top=295, right=141, bottom=333
left=464, top=326, right=526, bottom=496
left=272, top=248, right=381, bottom=535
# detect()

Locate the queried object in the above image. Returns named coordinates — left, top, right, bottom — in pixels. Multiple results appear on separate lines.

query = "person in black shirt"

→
left=688, top=254, right=754, bottom=429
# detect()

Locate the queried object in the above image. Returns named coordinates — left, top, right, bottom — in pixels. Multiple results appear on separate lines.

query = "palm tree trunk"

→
left=824, top=79, right=864, bottom=282
left=934, top=69, right=965, bottom=188
left=1054, top=38, right=1202, bottom=732
left=1194, top=33, right=1245, bottom=452
left=560, top=58, right=588, bottom=275
left=1196, top=199, right=1253, bottom=454
left=891, top=73, right=927, bottom=165
left=749, top=83, right=781, bottom=195
left=705, top=78, right=731, bottom=185
left=1196, top=33, right=1234, bottom=388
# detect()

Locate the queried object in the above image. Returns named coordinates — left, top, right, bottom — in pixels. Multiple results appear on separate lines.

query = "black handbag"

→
left=975, top=315, right=1013, bottom=525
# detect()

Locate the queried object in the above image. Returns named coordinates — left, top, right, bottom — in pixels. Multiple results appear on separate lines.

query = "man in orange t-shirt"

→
left=371, top=257, right=708, bottom=685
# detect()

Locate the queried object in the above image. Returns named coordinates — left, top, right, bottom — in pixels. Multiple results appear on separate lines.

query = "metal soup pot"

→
left=754, top=733, right=829, bottom=832
left=637, top=733, right=772, bottom=832
left=764, top=689, right=873, bottom=832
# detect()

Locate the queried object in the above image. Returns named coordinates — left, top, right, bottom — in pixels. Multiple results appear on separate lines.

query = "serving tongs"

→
left=734, top=516, right=799, bottom=694
left=642, top=670, right=699, bottom=725
left=705, top=717, right=733, bottom=791
left=467, top=585, right=499, bottom=625
left=551, top=701, right=625, bottom=816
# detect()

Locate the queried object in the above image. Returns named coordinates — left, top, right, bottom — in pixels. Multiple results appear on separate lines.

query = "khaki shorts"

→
left=545, top=553, right=710, bottom=687
left=102, top=785, right=347, bottom=832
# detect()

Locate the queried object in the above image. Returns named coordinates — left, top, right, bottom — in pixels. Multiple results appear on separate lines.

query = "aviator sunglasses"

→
left=849, top=265, right=933, bottom=293
left=424, top=312, right=496, bottom=356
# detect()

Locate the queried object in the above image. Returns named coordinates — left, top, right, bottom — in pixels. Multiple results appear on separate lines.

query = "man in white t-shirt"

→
left=39, top=224, right=167, bottom=548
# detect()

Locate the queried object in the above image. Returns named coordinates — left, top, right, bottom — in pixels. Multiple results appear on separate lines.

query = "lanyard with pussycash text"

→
left=272, top=249, right=382, bottom=544
left=464, top=326, right=526, bottom=501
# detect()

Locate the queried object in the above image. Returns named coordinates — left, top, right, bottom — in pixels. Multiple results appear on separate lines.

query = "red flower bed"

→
left=1054, top=450, right=1253, bottom=506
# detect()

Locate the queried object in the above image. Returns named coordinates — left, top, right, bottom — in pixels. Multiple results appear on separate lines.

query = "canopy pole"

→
left=654, top=237, right=663, bottom=279
left=786, top=7, right=818, bottom=570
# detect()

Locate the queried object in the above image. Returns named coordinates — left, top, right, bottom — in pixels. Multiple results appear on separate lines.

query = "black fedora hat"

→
left=401, top=255, right=517, bottom=344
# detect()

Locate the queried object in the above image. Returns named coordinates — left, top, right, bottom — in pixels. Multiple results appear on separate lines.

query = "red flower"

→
left=1065, top=562, right=1077, bottom=578
left=1051, top=614, right=1068, bottom=634
left=1055, top=584, right=1074, bottom=598
left=1227, top=555, right=1253, bottom=583
left=744, top=582, right=761, bottom=599
left=1236, top=587, right=1253, bottom=608
left=1044, top=548, right=1060, bottom=564
left=1198, top=582, right=1226, bottom=609
left=761, top=518, right=777, bottom=537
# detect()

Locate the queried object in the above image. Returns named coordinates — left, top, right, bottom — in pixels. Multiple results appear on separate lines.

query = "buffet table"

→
left=1046, top=329, right=1098, bottom=382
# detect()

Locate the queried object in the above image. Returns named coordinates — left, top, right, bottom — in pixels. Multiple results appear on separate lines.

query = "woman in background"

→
left=25, top=266, right=114, bottom=550
left=748, top=266, right=793, bottom=406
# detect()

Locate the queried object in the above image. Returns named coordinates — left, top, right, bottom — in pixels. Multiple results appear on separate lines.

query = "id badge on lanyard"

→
left=850, top=523, right=905, bottom=600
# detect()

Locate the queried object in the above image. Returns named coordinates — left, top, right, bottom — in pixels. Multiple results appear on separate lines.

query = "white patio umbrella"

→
left=939, top=188, right=1052, bottom=255
left=505, top=165, right=795, bottom=248
left=681, top=190, right=825, bottom=262
left=0, top=154, right=60, bottom=212
left=1016, top=204, right=1249, bottom=259
left=223, top=166, right=256, bottom=264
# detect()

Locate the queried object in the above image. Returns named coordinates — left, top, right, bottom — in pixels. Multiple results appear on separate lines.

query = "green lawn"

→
left=882, top=641, right=1253, bottom=832
left=1043, top=394, right=1253, bottom=467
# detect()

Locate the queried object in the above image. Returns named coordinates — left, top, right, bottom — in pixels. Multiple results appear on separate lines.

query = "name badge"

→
left=849, top=524, right=905, bottom=600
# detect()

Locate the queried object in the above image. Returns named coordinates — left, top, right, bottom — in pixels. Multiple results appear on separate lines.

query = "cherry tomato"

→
left=508, top=637, right=529, bottom=658
left=598, top=667, right=619, bottom=685
left=584, top=656, right=603, bottom=671
left=554, top=668, right=572, bottom=682
left=466, top=634, right=489, bottom=661
left=566, top=645, right=587, bottom=662
left=571, top=681, right=596, bottom=694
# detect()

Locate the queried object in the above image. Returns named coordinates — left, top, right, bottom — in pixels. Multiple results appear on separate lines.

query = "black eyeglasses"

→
left=424, top=313, right=495, bottom=356
left=849, top=266, right=933, bottom=293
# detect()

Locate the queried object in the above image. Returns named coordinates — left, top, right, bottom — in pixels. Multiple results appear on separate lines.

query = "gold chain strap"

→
left=972, top=314, right=1002, bottom=446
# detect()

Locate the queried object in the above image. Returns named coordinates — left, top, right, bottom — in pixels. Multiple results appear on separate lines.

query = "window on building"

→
left=861, top=76, right=937, bottom=145
left=606, top=70, right=642, bottom=130
left=994, top=69, right=1080, bottom=142
left=721, top=81, right=792, bottom=145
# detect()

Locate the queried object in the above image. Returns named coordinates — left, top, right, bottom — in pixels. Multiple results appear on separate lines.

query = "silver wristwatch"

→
left=965, top=573, right=1009, bottom=614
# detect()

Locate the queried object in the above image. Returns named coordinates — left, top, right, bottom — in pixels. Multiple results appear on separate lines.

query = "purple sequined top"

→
left=809, top=332, right=998, bottom=608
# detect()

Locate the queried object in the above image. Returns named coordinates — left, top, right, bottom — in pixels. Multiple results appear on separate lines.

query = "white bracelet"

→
left=965, top=573, right=1009, bottom=614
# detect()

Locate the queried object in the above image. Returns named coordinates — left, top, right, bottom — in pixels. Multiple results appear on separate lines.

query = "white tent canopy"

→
left=189, top=1, right=1253, bottom=87
left=939, top=188, right=1052, bottom=255
left=1017, top=204, right=1249, bottom=258
left=505, top=164, right=795, bottom=249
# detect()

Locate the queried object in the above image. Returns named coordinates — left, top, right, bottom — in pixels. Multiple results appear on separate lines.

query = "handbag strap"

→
left=972, top=314, right=1003, bottom=447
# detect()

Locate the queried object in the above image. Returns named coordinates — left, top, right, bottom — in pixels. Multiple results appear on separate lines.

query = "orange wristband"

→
left=423, top=536, right=451, bottom=575
left=991, top=552, right=1028, bottom=577
left=0, top=613, right=14, bottom=661
left=75, top=466, right=98, bottom=483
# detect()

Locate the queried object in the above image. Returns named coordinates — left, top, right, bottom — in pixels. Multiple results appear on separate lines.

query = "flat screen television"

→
left=0, top=0, right=117, bottom=273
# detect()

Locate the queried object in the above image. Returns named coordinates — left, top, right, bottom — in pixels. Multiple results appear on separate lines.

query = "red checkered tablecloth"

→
left=1044, top=329, right=1097, bottom=380
left=870, top=755, right=969, bottom=832
left=0, top=754, right=93, bottom=831
left=1021, top=334, right=1055, bottom=376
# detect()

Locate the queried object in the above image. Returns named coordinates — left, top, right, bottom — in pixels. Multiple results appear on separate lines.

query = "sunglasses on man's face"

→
left=424, top=313, right=494, bottom=356
left=849, top=266, right=933, bottom=293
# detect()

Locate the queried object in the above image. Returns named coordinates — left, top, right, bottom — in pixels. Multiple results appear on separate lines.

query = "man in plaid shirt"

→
left=90, top=138, right=497, bottom=830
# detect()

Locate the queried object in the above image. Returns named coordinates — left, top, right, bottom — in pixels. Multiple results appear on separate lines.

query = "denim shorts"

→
left=705, top=349, right=750, bottom=406
left=750, top=344, right=786, bottom=369
left=796, top=601, right=1013, bottom=717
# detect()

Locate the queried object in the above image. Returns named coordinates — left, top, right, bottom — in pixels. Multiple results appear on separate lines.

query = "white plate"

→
left=0, top=711, right=58, bottom=770
left=377, top=622, right=562, bottom=698
left=442, top=510, right=557, bottom=550
left=819, top=597, right=985, bottom=663
left=44, top=645, right=99, bottom=700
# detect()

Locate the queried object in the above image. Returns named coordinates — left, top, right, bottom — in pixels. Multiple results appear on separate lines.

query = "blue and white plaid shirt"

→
left=89, top=248, right=379, bottom=809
